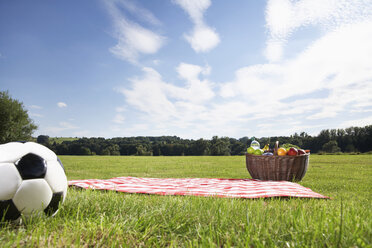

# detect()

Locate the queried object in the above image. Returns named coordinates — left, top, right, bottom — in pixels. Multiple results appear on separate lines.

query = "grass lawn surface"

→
left=1, top=155, right=371, bottom=247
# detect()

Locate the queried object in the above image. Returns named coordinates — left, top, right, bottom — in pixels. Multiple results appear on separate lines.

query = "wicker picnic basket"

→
left=246, top=141, right=309, bottom=181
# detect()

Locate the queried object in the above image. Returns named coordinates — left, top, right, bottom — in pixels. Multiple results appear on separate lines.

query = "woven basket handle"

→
left=274, top=141, right=279, bottom=155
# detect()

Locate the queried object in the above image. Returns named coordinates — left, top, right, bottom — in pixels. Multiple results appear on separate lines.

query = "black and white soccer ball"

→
left=0, top=142, right=67, bottom=222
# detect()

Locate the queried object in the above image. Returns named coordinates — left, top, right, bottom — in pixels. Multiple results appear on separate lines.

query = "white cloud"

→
left=119, top=67, right=178, bottom=121
left=176, top=62, right=210, bottom=81
left=173, top=0, right=220, bottom=53
left=221, top=20, right=372, bottom=121
left=264, top=0, right=372, bottom=62
left=57, top=102, right=67, bottom=108
left=118, top=64, right=214, bottom=127
left=109, top=22, right=165, bottom=63
left=173, top=0, right=211, bottom=24
left=104, top=0, right=166, bottom=64
left=340, top=116, right=372, bottom=128
left=264, top=40, right=284, bottom=64
left=116, top=0, right=162, bottom=26
left=184, top=25, right=220, bottom=53
left=171, top=63, right=214, bottom=103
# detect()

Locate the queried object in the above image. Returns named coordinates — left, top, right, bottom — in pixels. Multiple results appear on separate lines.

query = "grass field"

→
left=1, top=155, right=371, bottom=247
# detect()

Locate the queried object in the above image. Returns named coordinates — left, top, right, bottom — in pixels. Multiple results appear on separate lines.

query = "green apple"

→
left=253, top=149, right=263, bottom=155
left=247, top=147, right=255, bottom=154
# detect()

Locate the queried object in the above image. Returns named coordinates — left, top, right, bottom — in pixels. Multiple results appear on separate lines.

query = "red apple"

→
left=287, top=147, right=298, bottom=156
left=298, top=149, right=306, bottom=155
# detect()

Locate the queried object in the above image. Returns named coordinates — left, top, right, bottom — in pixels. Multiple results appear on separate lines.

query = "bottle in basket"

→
left=250, top=137, right=260, bottom=150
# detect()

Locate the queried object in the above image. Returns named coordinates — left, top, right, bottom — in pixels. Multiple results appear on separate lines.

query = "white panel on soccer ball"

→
left=0, top=163, right=22, bottom=200
left=0, top=142, right=29, bottom=163
left=45, top=160, right=68, bottom=193
left=24, top=142, right=57, bottom=161
left=13, top=179, right=53, bottom=216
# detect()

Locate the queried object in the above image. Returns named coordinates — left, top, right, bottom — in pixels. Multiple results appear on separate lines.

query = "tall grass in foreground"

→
left=1, top=155, right=371, bottom=247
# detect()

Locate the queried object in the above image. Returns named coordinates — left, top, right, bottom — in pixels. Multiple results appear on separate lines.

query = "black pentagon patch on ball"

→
left=15, top=153, right=47, bottom=180
left=57, top=157, right=65, bottom=172
left=0, top=200, right=21, bottom=221
left=44, top=192, right=63, bottom=216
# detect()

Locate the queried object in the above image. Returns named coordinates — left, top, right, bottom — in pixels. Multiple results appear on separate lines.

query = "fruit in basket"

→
left=277, top=148, right=287, bottom=156
left=253, top=149, right=263, bottom=155
left=287, top=147, right=298, bottom=156
left=247, top=147, right=255, bottom=154
left=298, top=149, right=306, bottom=155
left=281, top=143, right=300, bottom=151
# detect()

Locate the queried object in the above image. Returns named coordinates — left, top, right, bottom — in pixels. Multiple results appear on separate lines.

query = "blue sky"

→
left=1, top=0, right=372, bottom=139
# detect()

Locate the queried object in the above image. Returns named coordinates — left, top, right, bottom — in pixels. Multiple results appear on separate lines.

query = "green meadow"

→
left=1, top=155, right=371, bottom=247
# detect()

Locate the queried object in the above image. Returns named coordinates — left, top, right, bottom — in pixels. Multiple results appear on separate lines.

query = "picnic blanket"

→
left=68, top=177, right=329, bottom=199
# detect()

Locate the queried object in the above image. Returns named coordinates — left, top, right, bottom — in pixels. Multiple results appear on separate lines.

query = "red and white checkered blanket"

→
left=68, top=177, right=329, bottom=199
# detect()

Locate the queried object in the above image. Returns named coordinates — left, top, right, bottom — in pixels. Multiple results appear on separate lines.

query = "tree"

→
left=79, top=147, right=92, bottom=155
left=344, top=144, right=357, bottom=153
left=322, top=140, right=341, bottom=153
left=230, top=141, right=246, bottom=155
left=190, top=139, right=210, bottom=155
left=210, top=136, right=230, bottom=156
left=108, top=144, right=121, bottom=156
left=37, top=135, right=50, bottom=145
left=0, top=91, right=37, bottom=144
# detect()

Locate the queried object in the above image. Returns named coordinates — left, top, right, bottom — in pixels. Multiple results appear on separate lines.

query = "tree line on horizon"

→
left=36, top=125, right=372, bottom=156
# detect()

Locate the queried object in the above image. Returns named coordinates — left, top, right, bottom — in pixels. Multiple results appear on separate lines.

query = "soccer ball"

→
left=0, top=142, right=68, bottom=222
